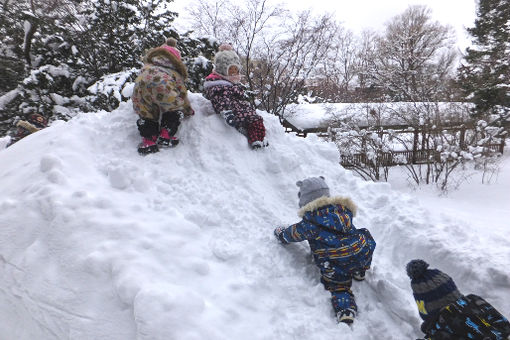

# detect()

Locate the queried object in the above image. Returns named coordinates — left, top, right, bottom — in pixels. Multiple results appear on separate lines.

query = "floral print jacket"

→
left=203, top=73, right=259, bottom=128
left=132, top=47, right=193, bottom=121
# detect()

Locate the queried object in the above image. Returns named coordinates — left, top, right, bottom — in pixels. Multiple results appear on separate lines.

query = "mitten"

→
left=221, top=110, right=236, bottom=127
left=274, top=226, right=289, bottom=244
left=185, top=107, right=194, bottom=116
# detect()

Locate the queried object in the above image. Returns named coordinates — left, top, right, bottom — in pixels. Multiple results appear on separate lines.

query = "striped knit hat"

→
left=406, top=259, right=462, bottom=321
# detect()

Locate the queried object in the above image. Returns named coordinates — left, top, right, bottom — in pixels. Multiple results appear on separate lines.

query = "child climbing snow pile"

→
left=203, top=44, right=268, bottom=149
left=274, top=176, right=376, bottom=324
left=406, top=259, right=510, bottom=340
left=132, top=38, right=194, bottom=155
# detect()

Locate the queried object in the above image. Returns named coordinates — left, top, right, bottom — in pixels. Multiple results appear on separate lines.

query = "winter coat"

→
left=132, top=47, right=193, bottom=121
left=202, top=73, right=259, bottom=128
left=8, top=114, right=48, bottom=146
left=279, top=196, right=376, bottom=283
left=420, top=294, right=510, bottom=340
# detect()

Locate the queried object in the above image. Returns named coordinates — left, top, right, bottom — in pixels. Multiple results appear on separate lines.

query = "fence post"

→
left=412, top=129, right=419, bottom=164
left=460, top=127, right=466, bottom=150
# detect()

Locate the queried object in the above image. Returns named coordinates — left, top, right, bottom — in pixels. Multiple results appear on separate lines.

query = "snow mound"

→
left=0, top=93, right=508, bottom=339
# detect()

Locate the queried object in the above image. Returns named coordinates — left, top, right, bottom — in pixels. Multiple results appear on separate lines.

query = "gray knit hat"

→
left=296, top=176, right=330, bottom=208
left=213, top=44, right=242, bottom=77
left=406, top=259, right=462, bottom=321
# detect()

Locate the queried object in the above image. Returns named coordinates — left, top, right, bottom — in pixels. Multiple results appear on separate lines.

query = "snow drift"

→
left=0, top=93, right=509, bottom=339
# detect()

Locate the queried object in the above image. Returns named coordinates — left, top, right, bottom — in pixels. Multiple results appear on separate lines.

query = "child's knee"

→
left=161, top=111, right=183, bottom=135
left=161, top=111, right=183, bottom=126
left=137, top=118, right=159, bottom=137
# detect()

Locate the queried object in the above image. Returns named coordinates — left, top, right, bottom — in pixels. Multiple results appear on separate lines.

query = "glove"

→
left=274, top=226, right=289, bottom=244
left=221, top=110, right=236, bottom=127
left=186, top=108, right=194, bottom=116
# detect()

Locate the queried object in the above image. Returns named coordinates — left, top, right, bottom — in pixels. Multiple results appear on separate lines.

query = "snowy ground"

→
left=0, top=94, right=509, bottom=340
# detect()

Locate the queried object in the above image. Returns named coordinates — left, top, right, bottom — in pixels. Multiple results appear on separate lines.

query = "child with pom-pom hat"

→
left=406, top=259, right=510, bottom=339
left=203, top=44, right=268, bottom=149
left=131, top=38, right=194, bottom=155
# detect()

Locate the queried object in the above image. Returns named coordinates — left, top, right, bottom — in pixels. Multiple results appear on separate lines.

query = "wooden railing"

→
left=340, top=143, right=505, bottom=168
left=280, top=118, right=507, bottom=167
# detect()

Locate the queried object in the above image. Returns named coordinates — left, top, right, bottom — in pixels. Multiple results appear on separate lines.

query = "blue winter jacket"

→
left=280, top=196, right=376, bottom=282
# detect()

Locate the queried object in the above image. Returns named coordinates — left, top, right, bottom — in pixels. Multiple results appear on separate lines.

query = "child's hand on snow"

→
left=274, top=226, right=289, bottom=244
left=183, top=108, right=194, bottom=117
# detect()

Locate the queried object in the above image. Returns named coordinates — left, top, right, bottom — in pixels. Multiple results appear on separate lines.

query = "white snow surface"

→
left=0, top=93, right=509, bottom=339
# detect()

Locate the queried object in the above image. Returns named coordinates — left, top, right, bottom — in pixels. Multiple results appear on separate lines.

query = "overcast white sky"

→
left=172, top=0, right=478, bottom=50
left=282, top=0, right=477, bottom=49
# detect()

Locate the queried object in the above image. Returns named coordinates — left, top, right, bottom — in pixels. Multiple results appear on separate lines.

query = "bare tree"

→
left=183, top=0, right=341, bottom=117
left=373, top=5, right=458, bottom=102
left=309, top=27, right=358, bottom=102
left=184, top=0, right=285, bottom=62
left=185, top=0, right=233, bottom=42
left=251, top=11, right=339, bottom=117
left=353, top=30, right=381, bottom=102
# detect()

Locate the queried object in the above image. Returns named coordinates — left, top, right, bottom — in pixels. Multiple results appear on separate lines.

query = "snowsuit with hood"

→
left=203, top=73, right=265, bottom=146
left=278, top=196, right=376, bottom=314
left=131, top=42, right=193, bottom=147
left=419, top=294, right=510, bottom=339
left=132, top=46, right=193, bottom=121
left=406, top=260, right=510, bottom=340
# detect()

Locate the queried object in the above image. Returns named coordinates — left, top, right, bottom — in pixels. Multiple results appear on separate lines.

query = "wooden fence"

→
left=281, top=118, right=508, bottom=168
left=339, top=143, right=505, bottom=168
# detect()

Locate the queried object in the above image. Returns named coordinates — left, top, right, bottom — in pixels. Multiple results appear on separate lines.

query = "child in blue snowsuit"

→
left=406, top=259, right=510, bottom=340
left=274, top=176, right=376, bottom=324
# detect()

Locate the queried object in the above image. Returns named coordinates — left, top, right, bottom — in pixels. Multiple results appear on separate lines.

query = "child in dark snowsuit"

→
left=274, top=176, right=376, bottom=324
left=132, top=38, right=194, bottom=155
left=203, top=44, right=268, bottom=149
left=406, top=259, right=510, bottom=340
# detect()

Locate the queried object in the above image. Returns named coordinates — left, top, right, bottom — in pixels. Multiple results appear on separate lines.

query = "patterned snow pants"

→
left=243, top=115, right=265, bottom=144
left=322, top=273, right=357, bottom=313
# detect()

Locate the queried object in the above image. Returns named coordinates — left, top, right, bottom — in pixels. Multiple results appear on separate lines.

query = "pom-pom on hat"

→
left=161, top=37, right=181, bottom=60
left=213, top=43, right=242, bottom=77
left=406, top=259, right=462, bottom=321
left=296, top=176, right=330, bottom=208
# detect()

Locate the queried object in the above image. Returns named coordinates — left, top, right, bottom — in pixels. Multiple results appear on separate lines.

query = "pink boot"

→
left=157, top=128, right=179, bottom=147
left=137, top=136, right=159, bottom=155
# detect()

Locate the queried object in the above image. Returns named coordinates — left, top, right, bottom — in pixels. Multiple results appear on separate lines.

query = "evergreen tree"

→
left=0, top=0, right=84, bottom=136
left=458, top=0, right=510, bottom=114
left=0, top=1, right=31, bottom=94
left=179, top=36, right=217, bottom=92
left=136, top=0, right=179, bottom=53
left=0, top=0, right=217, bottom=140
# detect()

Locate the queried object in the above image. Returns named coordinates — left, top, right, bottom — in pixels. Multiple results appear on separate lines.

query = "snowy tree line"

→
left=184, top=0, right=509, bottom=115
left=0, top=0, right=217, bottom=137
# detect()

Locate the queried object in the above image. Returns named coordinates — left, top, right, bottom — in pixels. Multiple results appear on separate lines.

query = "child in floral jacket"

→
left=203, top=44, right=268, bottom=149
left=274, top=176, right=376, bottom=324
left=132, top=38, right=194, bottom=155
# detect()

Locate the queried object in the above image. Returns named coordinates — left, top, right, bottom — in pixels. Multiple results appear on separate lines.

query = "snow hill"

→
left=0, top=93, right=509, bottom=340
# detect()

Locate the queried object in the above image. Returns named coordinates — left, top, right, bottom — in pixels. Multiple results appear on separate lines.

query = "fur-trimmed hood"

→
left=143, top=47, right=188, bottom=79
left=298, top=196, right=357, bottom=218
